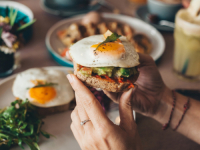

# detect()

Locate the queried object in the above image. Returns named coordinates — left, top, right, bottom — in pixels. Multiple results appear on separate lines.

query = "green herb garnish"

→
left=0, top=100, right=51, bottom=150
left=10, top=10, right=18, bottom=26
left=27, top=82, right=58, bottom=89
left=8, top=7, right=36, bottom=30
left=9, top=7, right=14, bottom=23
left=95, top=32, right=121, bottom=51
left=8, top=7, right=18, bottom=26
left=17, top=19, right=36, bottom=32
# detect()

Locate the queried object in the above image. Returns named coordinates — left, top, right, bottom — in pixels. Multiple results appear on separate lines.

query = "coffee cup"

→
left=147, top=0, right=182, bottom=21
left=44, top=0, right=91, bottom=10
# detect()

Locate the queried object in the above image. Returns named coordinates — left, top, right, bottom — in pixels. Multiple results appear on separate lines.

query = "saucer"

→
left=136, top=5, right=174, bottom=32
left=40, top=0, right=102, bottom=17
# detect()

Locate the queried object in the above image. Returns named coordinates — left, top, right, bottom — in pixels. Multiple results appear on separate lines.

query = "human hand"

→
left=104, top=53, right=167, bottom=117
left=67, top=74, right=142, bottom=150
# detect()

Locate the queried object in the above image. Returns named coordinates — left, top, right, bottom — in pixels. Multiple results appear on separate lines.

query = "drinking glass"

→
left=173, top=9, right=200, bottom=81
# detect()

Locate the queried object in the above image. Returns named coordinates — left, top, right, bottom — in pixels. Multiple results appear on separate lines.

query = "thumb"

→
left=119, top=86, right=137, bottom=130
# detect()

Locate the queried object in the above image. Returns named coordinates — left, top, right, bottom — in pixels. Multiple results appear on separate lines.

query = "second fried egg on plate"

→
left=12, top=68, right=74, bottom=108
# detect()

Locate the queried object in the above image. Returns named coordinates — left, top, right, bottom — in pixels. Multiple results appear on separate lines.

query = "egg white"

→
left=12, top=68, right=74, bottom=108
left=69, top=35, right=140, bottom=68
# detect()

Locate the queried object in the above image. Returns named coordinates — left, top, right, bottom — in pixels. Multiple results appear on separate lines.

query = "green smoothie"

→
left=173, top=8, right=200, bottom=80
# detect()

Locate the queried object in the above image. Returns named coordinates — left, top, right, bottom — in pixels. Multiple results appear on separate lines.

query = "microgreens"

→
left=0, top=100, right=51, bottom=150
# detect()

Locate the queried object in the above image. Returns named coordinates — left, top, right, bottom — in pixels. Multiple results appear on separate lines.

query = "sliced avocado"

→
left=92, top=67, right=114, bottom=77
left=79, top=67, right=92, bottom=77
left=120, top=68, right=130, bottom=77
left=114, top=67, right=138, bottom=77
left=79, top=66, right=138, bottom=78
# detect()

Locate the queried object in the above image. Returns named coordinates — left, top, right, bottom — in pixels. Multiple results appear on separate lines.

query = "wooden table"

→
left=1, top=0, right=200, bottom=149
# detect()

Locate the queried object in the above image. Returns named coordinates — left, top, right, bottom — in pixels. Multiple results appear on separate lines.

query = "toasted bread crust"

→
left=74, top=62, right=138, bottom=92
left=36, top=103, right=71, bottom=116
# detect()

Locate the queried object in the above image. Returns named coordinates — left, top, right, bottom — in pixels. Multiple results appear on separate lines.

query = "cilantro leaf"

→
left=27, top=82, right=58, bottom=89
left=95, top=32, right=121, bottom=51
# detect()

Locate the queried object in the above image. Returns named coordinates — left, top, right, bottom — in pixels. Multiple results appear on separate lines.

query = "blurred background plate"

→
left=136, top=5, right=174, bottom=32
left=46, top=13, right=165, bottom=67
left=40, top=0, right=102, bottom=17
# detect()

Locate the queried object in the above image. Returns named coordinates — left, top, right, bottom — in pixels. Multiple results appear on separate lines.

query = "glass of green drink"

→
left=174, top=7, right=200, bottom=81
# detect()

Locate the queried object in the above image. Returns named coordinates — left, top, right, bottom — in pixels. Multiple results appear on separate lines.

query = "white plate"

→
left=46, top=13, right=165, bottom=67
left=0, top=66, right=124, bottom=150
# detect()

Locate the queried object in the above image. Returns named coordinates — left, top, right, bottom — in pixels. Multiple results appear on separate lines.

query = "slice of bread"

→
left=35, top=99, right=75, bottom=116
left=74, top=62, right=138, bottom=92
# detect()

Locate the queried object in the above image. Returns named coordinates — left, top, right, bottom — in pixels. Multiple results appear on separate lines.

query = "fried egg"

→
left=12, top=68, right=74, bottom=108
left=69, top=33, right=139, bottom=68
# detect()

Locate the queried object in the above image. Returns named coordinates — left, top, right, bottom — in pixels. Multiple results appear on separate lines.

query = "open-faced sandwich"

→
left=70, top=30, right=140, bottom=92
left=12, top=68, right=75, bottom=116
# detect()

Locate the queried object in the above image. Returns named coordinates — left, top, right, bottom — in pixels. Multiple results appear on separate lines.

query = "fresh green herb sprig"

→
left=0, top=100, right=50, bottom=150
left=95, top=32, right=121, bottom=51
left=27, top=83, right=58, bottom=90
left=7, top=6, right=36, bottom=32
left=9, top=7, right=18, bottom=26
left=17, top=19, right=36, bottom=32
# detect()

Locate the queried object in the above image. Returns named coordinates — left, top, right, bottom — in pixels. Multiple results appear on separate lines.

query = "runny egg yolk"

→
left=91, top=41, right=126, bottom=59
left=29, top=86, right=56, bottom=104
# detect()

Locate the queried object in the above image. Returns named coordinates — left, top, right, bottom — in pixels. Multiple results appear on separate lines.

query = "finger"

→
left=67, top=74, right=112, bottom=128
left=137, top=53, right=155, bottom=70
left=70, top=123, right=83, bottom=146
left=119, top=86, right=138, bottom=131
left=75, top=93, right=94, bottom=131
left=71, top=107, right=84, bottom=134
left=138, top=53, right=154, bottom=65
left=103, top=90, right=121, bottom=103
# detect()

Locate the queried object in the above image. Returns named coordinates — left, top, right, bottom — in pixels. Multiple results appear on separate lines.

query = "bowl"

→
left=0, top=1, right=34, bottom=43
left=147, top=0, right=182, bottom=21
left=44, top=0, right=91, bottom=10
left=0, top=1, right=34, bottom=77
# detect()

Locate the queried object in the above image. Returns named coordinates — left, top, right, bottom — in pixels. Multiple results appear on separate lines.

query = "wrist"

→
left=152, top=88, right=189, bottom=130
left=151, top=87, right=172, bottom=124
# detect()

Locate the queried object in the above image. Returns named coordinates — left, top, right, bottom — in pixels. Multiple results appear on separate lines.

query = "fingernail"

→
left=67, top=74, right=73, bottom=83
